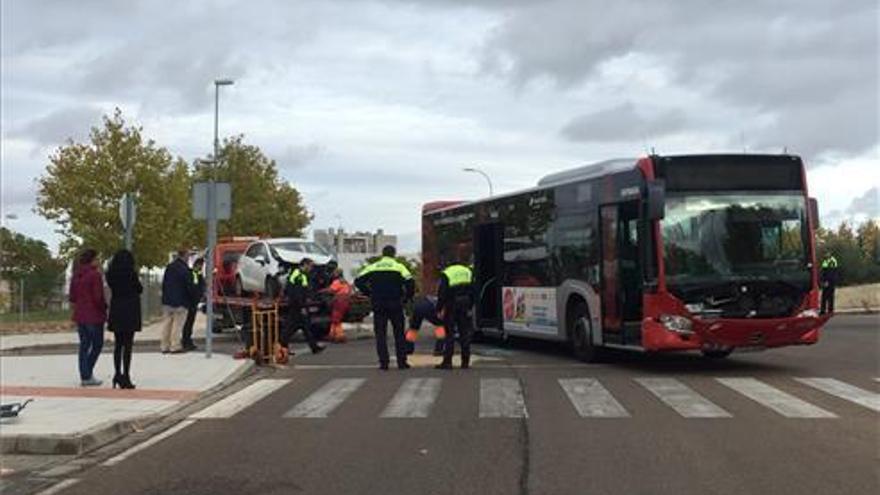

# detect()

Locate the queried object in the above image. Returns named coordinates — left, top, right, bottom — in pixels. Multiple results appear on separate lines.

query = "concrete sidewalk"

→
left=0, top=352, right=253, bottom=455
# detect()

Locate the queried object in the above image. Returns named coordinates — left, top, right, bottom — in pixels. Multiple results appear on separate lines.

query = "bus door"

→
left=600, top=201, right=643, bottom=343
left=474, top=223, right=504, bottom=331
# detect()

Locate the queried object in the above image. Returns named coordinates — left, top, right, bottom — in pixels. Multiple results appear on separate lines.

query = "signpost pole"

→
left=124, top=194, right=134, bottom=251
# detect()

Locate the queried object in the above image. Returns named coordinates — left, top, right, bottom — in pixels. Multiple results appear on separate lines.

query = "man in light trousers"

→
left=160, top=250, right=192, bottom=353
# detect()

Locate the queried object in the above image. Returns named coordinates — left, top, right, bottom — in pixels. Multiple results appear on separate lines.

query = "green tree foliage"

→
left=192, top=136, right=312, bottom=241
left=816, top=219, right=880, bottom=285
left=0, top=228, right=66, bottom=310
left=36, top=109, right=193, bottom=267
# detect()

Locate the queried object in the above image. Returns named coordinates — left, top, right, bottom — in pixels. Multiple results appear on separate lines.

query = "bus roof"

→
left=537, top=158, right=637, bottom=187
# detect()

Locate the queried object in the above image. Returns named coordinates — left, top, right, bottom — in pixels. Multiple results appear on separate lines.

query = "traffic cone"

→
left=434, top=326, right=446, bottom=339
left=405, top=329, right=418, bottom=343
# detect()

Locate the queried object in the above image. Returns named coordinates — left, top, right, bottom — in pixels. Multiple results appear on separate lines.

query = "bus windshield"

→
left=662, top=192, right=809, bottom=285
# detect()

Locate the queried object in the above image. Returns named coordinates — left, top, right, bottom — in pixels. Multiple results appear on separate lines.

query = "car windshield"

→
left=662, top=192, right=809, bottom=285
left=271, top=241, right=329, bottom=255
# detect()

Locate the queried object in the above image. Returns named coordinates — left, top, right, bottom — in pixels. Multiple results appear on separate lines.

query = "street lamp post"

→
left=205, top=78, right=234, bottom=359
left=463, top=167, right=494, bottom=197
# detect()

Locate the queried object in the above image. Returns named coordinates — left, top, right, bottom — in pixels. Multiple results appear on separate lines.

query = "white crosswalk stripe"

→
left=636, top=378, right=731, bottom=418
left=794, top=378, right=880, bottom=412
left=480, top=378, right=528, bottom=418
left=284, top=378, right=366, bottom=418
left=716, top=378, right=836, bottom=418
left=558, top=378, right=629, bottom=417
left=381, top=378, right=443, bottom=418
left=190, top=379, right=291, bottom=419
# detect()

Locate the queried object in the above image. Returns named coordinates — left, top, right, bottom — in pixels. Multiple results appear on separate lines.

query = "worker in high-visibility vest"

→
left=820, top=253, right=839, bottom=315
left=283, top=258, right=325, bottom=354
left=435, top=262, right=474, bottom=370
left=355, top=245, right=414, bottom=370
left=405, top=295, right=447, bottom=356
left=322, top=268, right=352, bottom=343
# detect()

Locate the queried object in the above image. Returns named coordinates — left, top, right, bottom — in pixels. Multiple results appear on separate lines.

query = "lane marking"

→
left=636, top=378, right=731, bottom=418
left=189, top=379, right=291, bottom=419
left=284, top=378, right=366, bottom=418
left=103, top=420, right=196, bottom=466
left=480, top=378, right=528, bottom=418
left=558, top=378, right=629, bottom=418
left=794, top=378, right=880, bottom=412
left=36, top=478, right=80, bottom=495
left=716, top=378, right=836, bottom=418
left=381, top=378, right=442, bottom=418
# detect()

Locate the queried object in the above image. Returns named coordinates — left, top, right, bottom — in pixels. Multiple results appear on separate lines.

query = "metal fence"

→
left=0, top=269, right=164, bottom=329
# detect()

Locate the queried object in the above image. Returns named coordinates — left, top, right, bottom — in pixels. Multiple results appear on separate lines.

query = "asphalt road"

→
left=31, top=314, right=880, bottom=494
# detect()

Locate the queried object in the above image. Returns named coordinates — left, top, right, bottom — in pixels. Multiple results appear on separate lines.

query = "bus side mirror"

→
left=646, top=180, right=665, bottom=220
left=809, top=197, right=820, bottom=229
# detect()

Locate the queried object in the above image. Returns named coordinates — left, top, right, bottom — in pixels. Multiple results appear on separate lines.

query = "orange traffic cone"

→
left=434, top=326, right=446, bottom=339
left=405, top=329, right=418, bottom=343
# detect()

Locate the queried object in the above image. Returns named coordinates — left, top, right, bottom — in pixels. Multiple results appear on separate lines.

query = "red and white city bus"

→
left=422, top=154, right=831, bottom=361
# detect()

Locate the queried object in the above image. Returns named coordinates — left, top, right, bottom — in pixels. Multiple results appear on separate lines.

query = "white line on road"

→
left=716, top=378, right=836, bottom=418
left=480, top=378, right=528, bottom=418
left=190, top=379, right=291, bottom=419
left=103, top=420, right=196, bottom=466
left=558, top=378, right=629, bottom=418
left=636, top=378, right=731, bottom=418
left=381, top=378, right=442, bottom=418
left=284, top=378, right=366, bottom=418
left=794, top=378, right=880, bottom=412
left=35, top=478, right=80, bottom=495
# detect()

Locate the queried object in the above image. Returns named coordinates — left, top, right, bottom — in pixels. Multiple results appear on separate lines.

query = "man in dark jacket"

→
left=161, top=250, right=191, bottom=354
left=820, top=253, right=839, bottom=315
left=181, top=257, right=205, bottom=351
left=283, top=258, right=325, bottom=354
left=355, top=245, right=414, bottom=370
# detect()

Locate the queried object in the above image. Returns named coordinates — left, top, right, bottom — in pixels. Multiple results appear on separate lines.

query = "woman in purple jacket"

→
left=69, top=249, right=107, bottom=386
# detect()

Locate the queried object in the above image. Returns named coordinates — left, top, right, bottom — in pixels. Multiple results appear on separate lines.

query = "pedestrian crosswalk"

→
left=191, top=376, right=880, bottom=422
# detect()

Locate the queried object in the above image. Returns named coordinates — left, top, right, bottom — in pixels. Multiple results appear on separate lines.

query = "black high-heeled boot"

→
left=121, top=375, right=136, bottom=389
left=112, top=374, right=123, bottom=389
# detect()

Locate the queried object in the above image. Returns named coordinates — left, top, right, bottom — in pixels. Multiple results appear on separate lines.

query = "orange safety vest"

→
left=328, top=279, right=352, bottom=296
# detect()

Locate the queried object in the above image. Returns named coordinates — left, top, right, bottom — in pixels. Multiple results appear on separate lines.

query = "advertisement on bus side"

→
left=502, top=287, right=558, bottom=334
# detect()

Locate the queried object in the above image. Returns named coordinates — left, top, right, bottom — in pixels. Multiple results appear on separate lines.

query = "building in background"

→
left=313, top=228, right=398, bottom=278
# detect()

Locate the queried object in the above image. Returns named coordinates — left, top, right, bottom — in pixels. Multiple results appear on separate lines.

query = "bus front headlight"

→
left=659, top=314, right=694, bottom=335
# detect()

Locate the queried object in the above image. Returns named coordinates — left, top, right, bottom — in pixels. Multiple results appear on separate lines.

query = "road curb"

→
left=0, top=359, right=256, bottom=456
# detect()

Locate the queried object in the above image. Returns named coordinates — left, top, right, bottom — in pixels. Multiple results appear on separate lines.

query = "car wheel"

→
left=569, top=301, right=600, bottom=363
left=701, top=348, right=733, bottom=359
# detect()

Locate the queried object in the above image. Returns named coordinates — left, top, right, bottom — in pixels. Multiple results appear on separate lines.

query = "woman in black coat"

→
left=106, top=249, right=143, bottom=389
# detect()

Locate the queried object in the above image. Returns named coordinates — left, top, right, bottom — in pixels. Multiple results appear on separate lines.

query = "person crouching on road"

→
left=406, top=295, right=446, bottom=356
left=181, top=257, right=205, bottom=351
left=160, top=250, right=191, bottom=354
left=106, top=249, right=142, bottom=389
left=436, top=261, right=474, bottom=370
left=323, top=268, right=352, bottom=343
left=355, top=245, right=414, bottom=370
left=283, top=258, right=325, bottom=355
left=69, top=249, right=107, bottom=386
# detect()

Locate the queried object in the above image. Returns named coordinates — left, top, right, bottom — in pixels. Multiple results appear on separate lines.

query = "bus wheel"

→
left=701, top=349, right=733, bottom=359
left=569, top=302, right=600, bottom=363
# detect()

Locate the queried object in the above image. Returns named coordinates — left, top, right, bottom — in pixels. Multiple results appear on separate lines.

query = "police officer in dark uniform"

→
left=435, top=262, right=474, bottom=370
left=820, top=253, right=839, bottom=315
left=355, top=245, right=414, bottom=370
left=283, top=258, right=325, bottom=354
left=181, top=258, right=205, bottom=351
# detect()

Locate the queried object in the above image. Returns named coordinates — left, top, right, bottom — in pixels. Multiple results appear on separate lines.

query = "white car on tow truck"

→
left=235, top=238, right=334, bottom=297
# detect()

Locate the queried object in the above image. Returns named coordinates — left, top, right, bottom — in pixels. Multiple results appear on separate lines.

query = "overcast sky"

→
left=2, top=0, right=878, bottom=253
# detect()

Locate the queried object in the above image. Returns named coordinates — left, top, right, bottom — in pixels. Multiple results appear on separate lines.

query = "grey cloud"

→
left=561, top=102, right=685, bottom=142
left=9, top=106, right=103, bottom=148
left=277, top=143, right=326, bottom=170
left=480, top=0, right=879, bottom=159
left=846, top=187, right=879, bottom=217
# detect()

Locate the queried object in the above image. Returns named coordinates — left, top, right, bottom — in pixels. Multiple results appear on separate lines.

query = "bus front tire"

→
left=569, top=302, right=600, bottom=363
left=701, top=349, right=733, bottom=359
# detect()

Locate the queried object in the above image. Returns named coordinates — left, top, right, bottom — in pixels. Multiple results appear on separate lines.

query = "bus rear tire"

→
left=569, top=302, right=600, bottom=363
